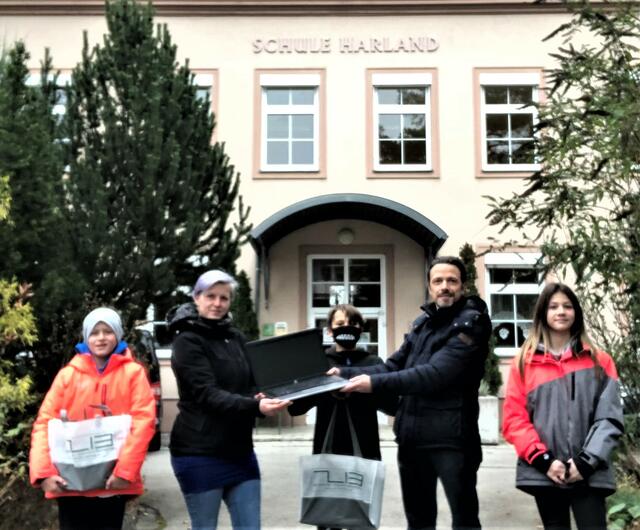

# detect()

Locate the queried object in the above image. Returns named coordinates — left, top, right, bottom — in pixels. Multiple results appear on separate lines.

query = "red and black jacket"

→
left=502, top=342, right=623, bottom=493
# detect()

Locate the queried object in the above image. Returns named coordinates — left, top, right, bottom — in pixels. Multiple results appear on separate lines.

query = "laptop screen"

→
left=245, top=328, right=328, bottom=389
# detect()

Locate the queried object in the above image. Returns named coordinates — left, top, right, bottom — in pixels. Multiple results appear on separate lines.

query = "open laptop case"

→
left=246, top=328, right=348, bottom=401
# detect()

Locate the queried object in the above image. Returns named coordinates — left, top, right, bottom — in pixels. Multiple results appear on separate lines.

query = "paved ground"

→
left=138, top=427, right=541, bottom=529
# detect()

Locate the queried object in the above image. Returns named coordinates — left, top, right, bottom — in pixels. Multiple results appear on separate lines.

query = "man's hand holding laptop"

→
left=327, top=367, right=373, bottom=393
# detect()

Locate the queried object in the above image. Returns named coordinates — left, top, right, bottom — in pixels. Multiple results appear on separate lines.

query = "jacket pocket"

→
left=414, top=397, right=463, bottom=443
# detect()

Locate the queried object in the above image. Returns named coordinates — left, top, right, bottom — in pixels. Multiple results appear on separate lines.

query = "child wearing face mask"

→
left=290, top=305, right=397, bottom=503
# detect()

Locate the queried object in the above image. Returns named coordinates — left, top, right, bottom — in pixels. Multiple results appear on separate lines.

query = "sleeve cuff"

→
left=531, top=451, right=555, bottom=474
left=574, top=454, right=596, bottom=479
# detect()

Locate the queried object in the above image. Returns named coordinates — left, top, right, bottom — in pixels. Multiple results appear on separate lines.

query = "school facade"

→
left=0, top=0, right=585, bottom=431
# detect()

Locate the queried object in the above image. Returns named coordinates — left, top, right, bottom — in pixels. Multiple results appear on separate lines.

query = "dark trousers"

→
left=533, top=487, right=607, bottom=530
left=397, top=446, right=482, bottom=530
left=57, top=495, right=129, bottom=530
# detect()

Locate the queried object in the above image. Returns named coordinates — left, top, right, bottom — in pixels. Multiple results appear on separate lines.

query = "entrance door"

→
left=307, top=255, right=387, bottom=359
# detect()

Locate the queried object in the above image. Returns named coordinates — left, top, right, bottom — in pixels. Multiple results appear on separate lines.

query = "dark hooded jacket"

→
left=342, top=295, right=491, bottom=452
left=168, top=303, right=260, bottom=457
left=289, top=346, right=397, bottom=460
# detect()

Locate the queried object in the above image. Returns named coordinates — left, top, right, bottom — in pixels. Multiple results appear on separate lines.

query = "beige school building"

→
left=0, top=0, right=585, bottom=432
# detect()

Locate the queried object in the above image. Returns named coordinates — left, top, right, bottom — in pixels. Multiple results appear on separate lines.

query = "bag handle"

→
left=320, top=402, right=363, bottom=458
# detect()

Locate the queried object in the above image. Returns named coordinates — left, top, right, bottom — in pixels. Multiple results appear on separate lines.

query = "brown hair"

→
left=327, top=304, right=365, bottom=328
left=517, top=283, right=599, bottom=375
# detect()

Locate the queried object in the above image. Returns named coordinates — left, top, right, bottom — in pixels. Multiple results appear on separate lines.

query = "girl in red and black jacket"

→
left=502, top=283, right=624, bottom=530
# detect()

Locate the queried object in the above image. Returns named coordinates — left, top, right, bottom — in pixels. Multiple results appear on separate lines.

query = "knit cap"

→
left=82, top=307, right=124, bottom=343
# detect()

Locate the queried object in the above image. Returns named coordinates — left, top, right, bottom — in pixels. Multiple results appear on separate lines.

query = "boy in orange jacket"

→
left=29, top=307, right=156, bottom=530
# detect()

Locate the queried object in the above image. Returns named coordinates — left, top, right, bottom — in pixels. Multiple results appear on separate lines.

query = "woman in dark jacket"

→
left=290, top=305, right=397, bottom=501
left=169, top=270, right=289, bottom=530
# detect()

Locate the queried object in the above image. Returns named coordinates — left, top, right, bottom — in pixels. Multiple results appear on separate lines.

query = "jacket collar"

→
left=69, top=345, right=133, bottom=375
left=326, top=345, right=370, bottom=365
left=421, top=295, right=487, bottom=322
left=530, top=338, right=590, bottom=364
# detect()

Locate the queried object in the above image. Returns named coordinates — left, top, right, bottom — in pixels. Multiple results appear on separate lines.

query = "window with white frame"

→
left=372, top=73, right=432, bottom=171
left=192, top=73, right=214, bottom=110
left=484, top=252, right=544, bottom=356
left=307, top=255, right=386, bottom=357
left=27, top=72, right=70, bottom=122
left=260, top=74, right=319, bottom=172
left=480, top=73, right=540, bottom=171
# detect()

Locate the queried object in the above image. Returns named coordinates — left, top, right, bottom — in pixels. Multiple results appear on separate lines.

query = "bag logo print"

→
left=312, top=469, right=364, bottom=487
left=65, top=432, right=115, bottom=453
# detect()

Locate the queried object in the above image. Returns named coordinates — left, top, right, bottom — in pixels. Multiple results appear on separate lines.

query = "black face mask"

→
left=331, top=325, right=362, bottom=349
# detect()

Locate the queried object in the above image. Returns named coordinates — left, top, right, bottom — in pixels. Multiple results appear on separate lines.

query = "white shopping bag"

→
left=48, top=414, right=132, bottom=491
left=300, top=451, right=385, bottom=528
left=299, top=405, right=385, bottom=529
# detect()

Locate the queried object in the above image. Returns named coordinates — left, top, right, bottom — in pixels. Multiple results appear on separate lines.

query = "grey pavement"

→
left=138, top=427, right=541, bottom=530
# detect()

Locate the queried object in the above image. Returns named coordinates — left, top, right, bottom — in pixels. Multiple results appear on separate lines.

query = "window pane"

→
left=349, top=259, right=381, bottom=282
left=513, top=268, right=539, bottom=283
left=362, top=318, right=379, bottom=343
left=379, top=115, right=401, bottom=139
left=516, top=294, right=538, bottom=320
left=377, top=88, right=400, bottom=104
left=312, top=259, right=343, bottom=282
left=379, top=140, right=401, bottom=164
left=517, top=322, right=532, bottom=347
left=312, top=284, right=346, bottom=307
left=267, top=115, right=289, bottom=139
left=493, top=322, right=516, bottom=347
left=487, top=141, right=510, bottom=164
left=491, top=294, right=514, bottom=320
left=489, top=268, right=514, bottom=284
left=55, top=88, right=68, bottom=106
left=267, top=141, right=288, bottom=164
left=404, top=140, right=426, bottom=164
left=292, top=115, right=313, bottom=139
left=485, top=86, right=508, bottom=104
left=512, top=141, right=535, bottom=164
left=510, top=86, right=533, bottom=105
left=401, top=87, right=425, bottom=105
left=486, top=114, right=508, bottom=138
left=511, top=114, right=534, bottom=138
left=292, top=141, right=314, bottom=164
left=403, top=114, right=426, bottom=139
left=349, top=284, right=381, bottom=307
left=266, top=88, right=289, bottom=105
left=292, top=88, right=315, bottom=105
left=195, top=88, right=210, bottom=102
left=490, top=267, right=539, bottom=284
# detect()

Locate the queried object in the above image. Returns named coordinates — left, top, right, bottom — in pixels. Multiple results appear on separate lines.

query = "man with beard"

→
left=337, top=256, right=492, bottom=530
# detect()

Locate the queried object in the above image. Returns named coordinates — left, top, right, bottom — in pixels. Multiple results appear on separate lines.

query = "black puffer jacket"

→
left=343, top=296, right=491, bottom=452
left=289, top=346, right=397, bottom=460
left=168, top=303, right=260, bottom=457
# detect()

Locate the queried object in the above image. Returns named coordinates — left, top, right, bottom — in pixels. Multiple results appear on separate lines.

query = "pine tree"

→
left=0, top=43, right=83, bottom=384
left=459, top=243, right=502, bottom=396
left=62, top=0, right=250, bottom=330
left=231, top=270, right=260, bottom=340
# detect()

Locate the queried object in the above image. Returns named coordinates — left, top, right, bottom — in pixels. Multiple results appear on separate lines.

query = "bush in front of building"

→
left=231, top=270, right=260, bottom=341
left=486, top=1, right=640, bottom=480
left=459, top=243, right=503, bottom=396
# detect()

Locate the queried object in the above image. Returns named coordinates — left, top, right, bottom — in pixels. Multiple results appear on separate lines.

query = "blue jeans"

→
left=184, top=478, right=261, bottom=530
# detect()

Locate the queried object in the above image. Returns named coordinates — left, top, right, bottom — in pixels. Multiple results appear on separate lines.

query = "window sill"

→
left=368, top=169, right=438, bottom=179
left=254, top=170, right=326, bottom=180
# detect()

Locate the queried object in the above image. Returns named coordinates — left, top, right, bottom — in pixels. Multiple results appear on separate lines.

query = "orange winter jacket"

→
left=29, top=348, right=156, bottom=498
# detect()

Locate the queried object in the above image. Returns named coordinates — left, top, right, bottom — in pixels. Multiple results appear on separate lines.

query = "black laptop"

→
left=246, top=328, right=348, bottom=401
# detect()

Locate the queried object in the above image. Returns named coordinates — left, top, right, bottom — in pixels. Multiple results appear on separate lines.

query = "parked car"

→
left=131, top=328, right=163, bottom=452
